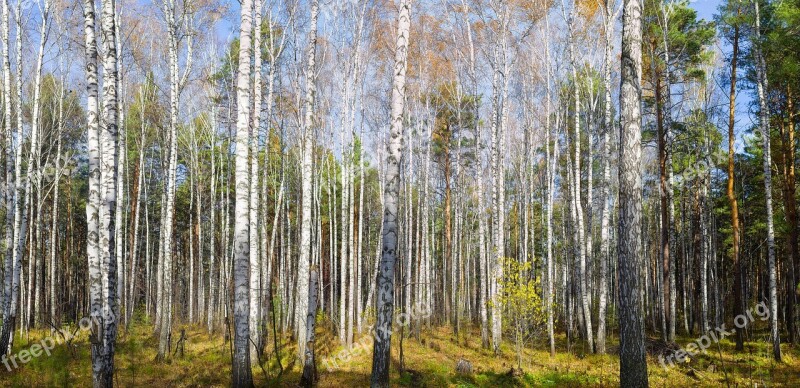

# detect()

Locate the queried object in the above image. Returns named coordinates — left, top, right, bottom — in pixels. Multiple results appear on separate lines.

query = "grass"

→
left=0, top=314, right=798, bottom=387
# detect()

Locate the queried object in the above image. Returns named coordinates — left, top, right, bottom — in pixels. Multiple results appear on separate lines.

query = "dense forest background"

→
left=0, top=0, right=798, bottom=386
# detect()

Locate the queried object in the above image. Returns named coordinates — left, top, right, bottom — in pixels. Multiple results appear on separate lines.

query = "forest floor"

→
left=0, top=313, right=798, bottom=387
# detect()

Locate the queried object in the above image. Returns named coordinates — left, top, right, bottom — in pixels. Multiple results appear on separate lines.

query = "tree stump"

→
left=456, top=358, right=473, bottom=375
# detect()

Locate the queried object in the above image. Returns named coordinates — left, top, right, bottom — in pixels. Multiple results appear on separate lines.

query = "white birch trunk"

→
left=0, top=0, right=16, bottom=354
left=97, top=0, right=120, bottom=383
left=597, top=0, right=615, bottom=354
left=82, top=0, right=103, bottom=376
left=248, top=0, right=264, bottom=360
left=565, top=2, right=594, bottom=351
left=296, top=0, right=319, bottom=364
left=371, top=1, right=410, bottom=385
left=753, top=1, right=780, bottom=361
left=114, top=13, right=126, bottom=325
left=232, top=0, right=254, bottom=384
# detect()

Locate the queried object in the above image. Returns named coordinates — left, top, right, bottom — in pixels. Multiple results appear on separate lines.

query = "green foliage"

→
left=424, top=81, right=480, bottom=169
left=643, top=0, right=715, bottom=86
left=765, top=0, right=800, bottom=89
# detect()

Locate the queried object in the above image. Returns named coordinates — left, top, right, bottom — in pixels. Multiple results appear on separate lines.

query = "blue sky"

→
left=692, top=0, right=720, bottom=20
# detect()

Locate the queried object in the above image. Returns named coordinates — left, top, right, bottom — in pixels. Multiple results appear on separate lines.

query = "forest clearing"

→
left=0, top=0, right=798, bottom=386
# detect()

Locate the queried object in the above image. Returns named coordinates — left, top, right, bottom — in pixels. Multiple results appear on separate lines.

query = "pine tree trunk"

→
left=726, top=12, right=745, bottom=352
left=654, top=41, right=671, bottom=343
left=618, top=0, right=648, bottom=383
left=784, top=87, right=798, bottom=344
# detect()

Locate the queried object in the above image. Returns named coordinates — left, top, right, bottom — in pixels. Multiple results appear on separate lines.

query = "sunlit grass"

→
left=0, top=314, right=797, bottom=387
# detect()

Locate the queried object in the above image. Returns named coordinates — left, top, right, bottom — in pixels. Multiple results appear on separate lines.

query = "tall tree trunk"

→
left=597, top=0, right=613, bottom=354
left=97, top=0, right=120, bottom=384
left=618, top=0, right=648, bottom=383
left=207, top=100, right=218, bottom=333
left=654, top=41, right=671, bottom=343
left=659, top=6, right=676, bottom=343
left=753, top=1, right=780, bottom=361
left=726, top=11, right=745, bottom=352
left=0, top=0, right=16, bottom=355
left=296, top=0, right=318, bottom=364
left=49, top=134, right=62, bottom=334
left=128, top=86, right=148, bottom=326
left=114, top=13, right=126, bottom=326
left=357, top=128, right=365, bottom=335
left=232, top=0, right=255, bottom=384
left=300, top=266, right=319, bottom=387
left=248, top=0, right=264, bottom=360
left=157, top=0, right=190, bottom=359
left=785, top=86, right=798, bottom=344
left=489, top=26, right=506, bottom=353
left=458, top=0, right=487, bottom=349
left=543, top=10, right=557, bottom=357
left=567, top=3, right=593, bottom=352
left=27, top=0, right=49, bottom=331
left=371, top=0, right=410, bottom=385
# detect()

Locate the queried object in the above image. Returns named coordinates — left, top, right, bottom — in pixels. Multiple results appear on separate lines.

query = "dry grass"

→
left=0, top=315, right=797, bottom=387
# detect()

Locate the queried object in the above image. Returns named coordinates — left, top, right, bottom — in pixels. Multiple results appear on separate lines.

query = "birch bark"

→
left=371, top=0, right=410, bottom=385
left=232, top=0, right=255, bottom=384
left=296, top=0, right=319, bottom=364
left=249, top=0, right=263, bottom=359
left=97, top=0, right=120, bottom=383
left=753, top=1, right=780, bottom=361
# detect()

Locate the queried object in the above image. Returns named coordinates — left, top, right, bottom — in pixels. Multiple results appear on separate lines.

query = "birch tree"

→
left=83, top=0, right=102, bottom=381
left=232, top=0, right=255, bottom=384
left=248, top=0, right=263, bottom=360
left=752, top=0, right=780, bottom=361
left=597, top=0, right=618, bottom=355
left=296, top=0, right=319, bottom=364
left=0, top=0, right=15, bottom=355
left=157, top=0, right=193, bottom=360
left=371, top=0, right=410, bottom=385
